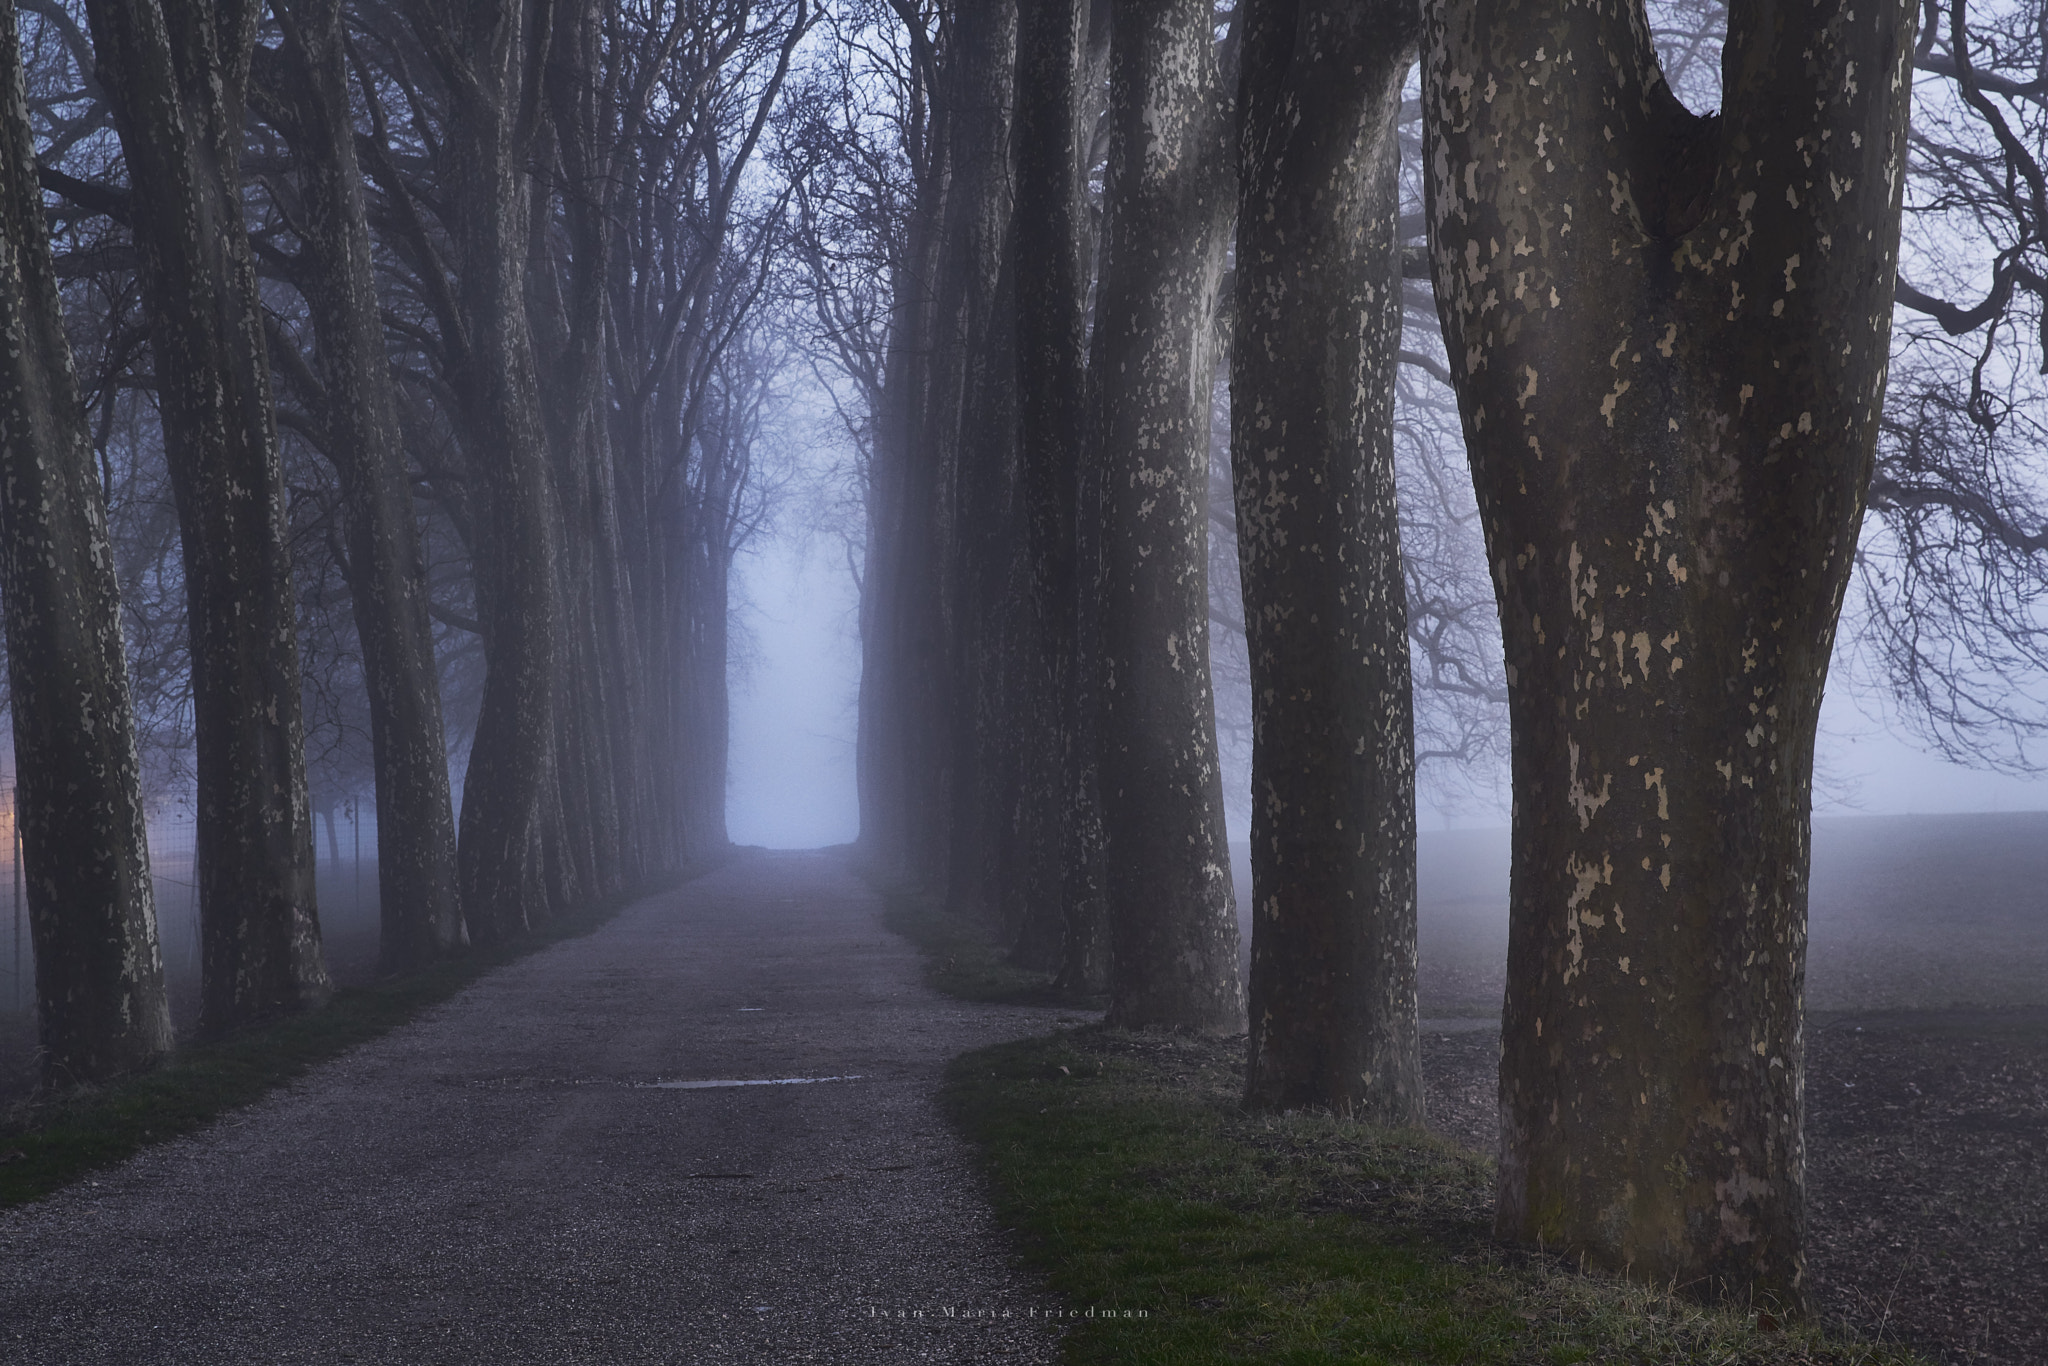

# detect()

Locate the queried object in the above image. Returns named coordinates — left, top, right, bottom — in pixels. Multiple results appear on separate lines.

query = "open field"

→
left=1225, top=812, right=2048, bottom=1366
left=1233, top=810, right=2048, bottom=1018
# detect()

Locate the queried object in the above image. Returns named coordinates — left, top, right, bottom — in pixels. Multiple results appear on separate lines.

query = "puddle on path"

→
left=465, top=1074, right=864, bottom=1091
left=639, top=1075, right=864, bottom=1090
left=1419, top=1017, right=1497, bottom=1034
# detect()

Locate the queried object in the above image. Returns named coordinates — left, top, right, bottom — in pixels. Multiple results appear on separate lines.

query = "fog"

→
left=726, top=524, right=862, bottom=849
left=726, top=508, right=2048, bottom=851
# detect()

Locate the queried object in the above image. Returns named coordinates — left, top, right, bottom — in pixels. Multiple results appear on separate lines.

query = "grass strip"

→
left=943, top=1026, right=1933, bottom=1366
left=0, top=869, right=688, bottom=1210
left=872, top=874, right=1106, bottom=1010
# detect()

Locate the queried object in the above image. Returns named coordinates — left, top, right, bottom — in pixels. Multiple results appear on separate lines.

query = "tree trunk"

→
left=885, top=7, right=1014, bottom=895
left=401, top=0, right=562, bottom=944
left=1012, top=0, right=1103, bottom=983
left=82, top=0, right=328, bottom=1031
left=857, top=53, right=946, bottom=880
left=1090, top=0, right=1244, bottom=1034
left=262, top=0, right=465, bottom=971
left=1420, top=0, right=1916, bottom=1305
left=1056, top=0, right=1118, bottom=996
left=532, top=8, right=626, bottom=901
left=681, top=537, right=733, bottom=860
left=0, top=0, right=173, bottom=1085
left=939, top=1, right=1022, bottom=926
left=1234, top=0, right=1422, bottom=1120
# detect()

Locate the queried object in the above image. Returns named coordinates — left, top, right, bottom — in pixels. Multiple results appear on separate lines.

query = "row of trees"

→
left=0, top=0, right=809, bottom=1084
left=2, top=0, right=2039, bottom=1313
left=817, top=0, right=2045, bottom=1310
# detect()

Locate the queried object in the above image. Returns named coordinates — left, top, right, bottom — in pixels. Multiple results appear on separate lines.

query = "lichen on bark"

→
left=1092, top=0, right=1245, bottom=1035
left=1420, top=0, right=1917, bottom=1307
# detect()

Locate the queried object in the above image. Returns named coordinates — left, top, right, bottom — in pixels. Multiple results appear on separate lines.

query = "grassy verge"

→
left=0, top=869, right=688, bottom=1210
left=943, top=1027, right=1933, bottom=1366
left=871, top=875, right=1106, bottom=1011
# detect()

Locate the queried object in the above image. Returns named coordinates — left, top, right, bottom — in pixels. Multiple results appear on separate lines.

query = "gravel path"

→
left=0, top=849, right=1072, bottom=1365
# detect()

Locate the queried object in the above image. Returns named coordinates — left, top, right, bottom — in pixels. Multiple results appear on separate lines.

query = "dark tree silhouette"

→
left=251, top=0, right=463, bottom=969
left=1012, top=0, right=1111, bottom=990
left=0, top=0, right=171, bottom=1084
left=82, top=0, right=329, bottom=1031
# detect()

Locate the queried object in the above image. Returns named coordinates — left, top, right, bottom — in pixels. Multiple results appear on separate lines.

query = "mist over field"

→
left=725, top=499, right=2048, bottom=1059
left=726, top=516, right=2048, bottom=847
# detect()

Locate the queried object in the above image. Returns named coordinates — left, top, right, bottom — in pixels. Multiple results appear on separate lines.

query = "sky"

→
left=1814, top=690, right=2048, bottom=816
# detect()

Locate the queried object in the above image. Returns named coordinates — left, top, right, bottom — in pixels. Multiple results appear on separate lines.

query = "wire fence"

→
left=0, top=789, right=383, bottom=1022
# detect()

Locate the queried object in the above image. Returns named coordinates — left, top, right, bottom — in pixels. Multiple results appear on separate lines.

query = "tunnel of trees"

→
left=1, top=0, right=2043, bottom=1313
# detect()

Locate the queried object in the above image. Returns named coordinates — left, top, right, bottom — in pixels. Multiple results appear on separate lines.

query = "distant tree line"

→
left=798, top=0, right=2045, bottom=1313
left=0, top=0, right=811, bottom=1082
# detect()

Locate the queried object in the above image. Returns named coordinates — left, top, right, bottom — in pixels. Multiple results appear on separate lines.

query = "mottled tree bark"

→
left=0, top=0, right=172, bottom=1084
left=1013, top=0, right=1106, bottom=986
left=82, top=0, right=328, bottom=1031
left=259, top=0, right=465, bottom=971
left=400, top=0, right=561, bottom=944
left=1091, top=0, right=1244, bottom=1034
left=1420, top=0, right=1916, bottom=1305
left=1234, top=0, right=1422, bottom=1120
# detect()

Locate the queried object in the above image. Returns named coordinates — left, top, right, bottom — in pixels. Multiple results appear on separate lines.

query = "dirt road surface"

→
left=0, top=850, right=1071, bottom=1365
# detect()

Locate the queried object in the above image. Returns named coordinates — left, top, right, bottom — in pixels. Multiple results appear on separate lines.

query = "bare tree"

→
left=1012, top=0, right=1111, bottom=987
left=595, top=0, right=809, bottom=867
left=250, top=0, right=464, bottom=969
left=0, top=0, right=171, bottom=1083
left=1232, top=0, right=1422, bottom=1119
left=1859, top=0, right=2048, bottom=769
left=929, top=1, right=1019, bottom=928
left=835, top=0, right=948, bottom=879
left=82, top=0, right=329, bottom=1031
left=348, top=0, right=563, bottom=942
left=1421, top=0, right=1915, bottom=1309
left=1090, top=0, right=1243, bottom=1033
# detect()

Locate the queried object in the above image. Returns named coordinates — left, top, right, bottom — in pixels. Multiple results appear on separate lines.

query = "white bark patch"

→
left=1562, top=850, right=1614, bottom=983
left=1714, top=1168, right=1774, bottom=1245
left=1599, top=379, right=1630, bottom=426
left=1567, top=737, right=1612, bottom=830
left=1568, top=542, right=1598, bottom=618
